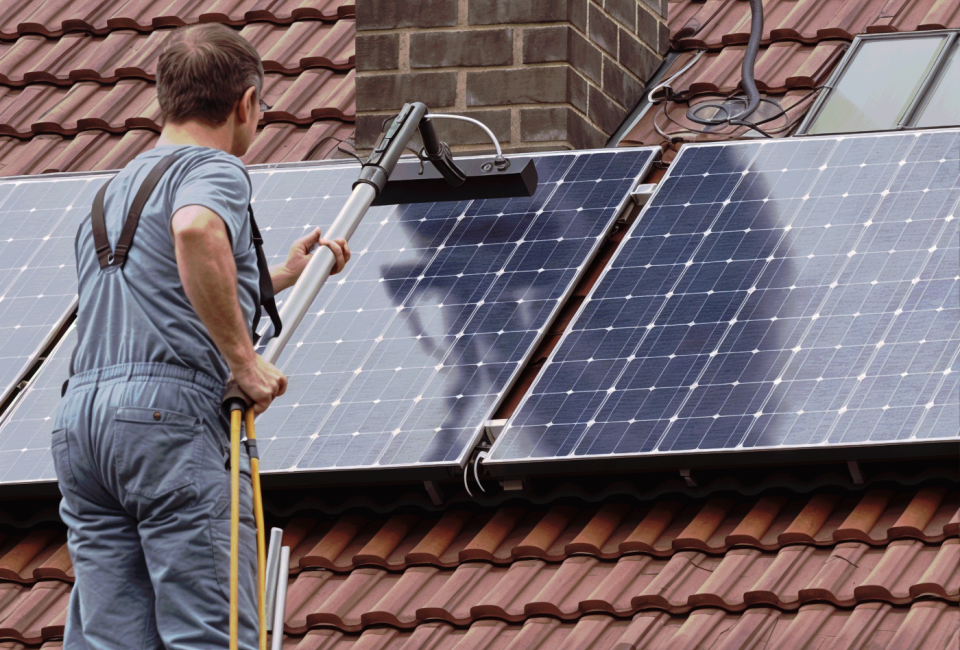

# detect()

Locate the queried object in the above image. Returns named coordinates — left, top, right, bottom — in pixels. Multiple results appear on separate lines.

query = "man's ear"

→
left=237, top=86, right=257, bottom=125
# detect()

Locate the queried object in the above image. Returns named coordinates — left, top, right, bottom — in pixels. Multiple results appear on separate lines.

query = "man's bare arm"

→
left=171, top=205, right=286, bottom=413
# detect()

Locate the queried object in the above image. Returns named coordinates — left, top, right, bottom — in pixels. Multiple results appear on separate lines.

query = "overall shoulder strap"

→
left=112, top=153, right=180, bottom=268
left=91, top=153, right=179, bottom=270
left=90, top=181, right=112, bottom=269
left=248, top=205, right=283, bottom=341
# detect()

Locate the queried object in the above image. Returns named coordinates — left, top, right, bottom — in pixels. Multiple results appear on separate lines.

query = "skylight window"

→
left=798, top=31, right=960, bottom=135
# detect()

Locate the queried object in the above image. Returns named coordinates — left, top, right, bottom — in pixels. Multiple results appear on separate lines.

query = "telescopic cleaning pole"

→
left=223, top=102, right=536, bottom=650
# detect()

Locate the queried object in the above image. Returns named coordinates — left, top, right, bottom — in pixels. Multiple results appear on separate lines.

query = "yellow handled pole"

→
left=247, top=407, right=268, bottom=650
left=229, top=407, right=242, bottom=650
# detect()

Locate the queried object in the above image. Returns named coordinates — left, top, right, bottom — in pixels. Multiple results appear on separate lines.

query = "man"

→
left=51, top=23, right=350, bottom=649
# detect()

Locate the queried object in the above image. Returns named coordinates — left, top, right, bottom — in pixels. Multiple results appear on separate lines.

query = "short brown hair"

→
left=157, top=23, right=264, bottom=126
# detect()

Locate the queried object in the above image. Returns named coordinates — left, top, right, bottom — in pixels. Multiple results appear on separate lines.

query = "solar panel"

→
left=0, top=148, right=659, bottom=484
left=488, top=130, right=960, bottom=471
left=0, top=326, right=75, bottom=483
left=0, top=176, right=105, bottom=406
left=253, top=149, right=658, bottom=475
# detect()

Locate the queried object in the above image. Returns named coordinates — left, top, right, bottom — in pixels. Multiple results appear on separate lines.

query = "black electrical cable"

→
left=686, top=0, right=764, bottom=127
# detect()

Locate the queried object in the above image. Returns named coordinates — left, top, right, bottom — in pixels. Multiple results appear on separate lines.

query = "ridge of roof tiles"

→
left=0, top=486, right=955, bottom=645
left=1, top=487, right=956, bottom=584
left=0, top=601, right=956, bottom=650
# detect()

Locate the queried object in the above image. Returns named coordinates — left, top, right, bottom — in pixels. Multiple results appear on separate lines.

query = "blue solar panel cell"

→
left=489, top=131, right=960, bottom=468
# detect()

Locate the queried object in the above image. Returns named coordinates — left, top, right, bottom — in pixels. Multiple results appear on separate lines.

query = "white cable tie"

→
left=647, top=49, right=707, bottom=105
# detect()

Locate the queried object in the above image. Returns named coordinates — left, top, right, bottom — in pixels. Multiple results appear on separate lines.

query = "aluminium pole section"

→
left=261, top=182, right=376, bottom=365
left=260, top=101, right=429, bottom=366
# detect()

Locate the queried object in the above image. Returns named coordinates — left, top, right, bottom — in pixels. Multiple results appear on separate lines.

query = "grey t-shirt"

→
left=72, top=145, right=260, bottom=386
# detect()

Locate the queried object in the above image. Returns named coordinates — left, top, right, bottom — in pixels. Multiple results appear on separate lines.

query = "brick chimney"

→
left=355, top=0, right=668, bottom=152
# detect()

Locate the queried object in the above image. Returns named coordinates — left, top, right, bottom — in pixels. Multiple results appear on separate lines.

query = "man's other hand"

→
left=231, top=355, right=287, bottom=414
left=272, top=228, right=351, bottom=293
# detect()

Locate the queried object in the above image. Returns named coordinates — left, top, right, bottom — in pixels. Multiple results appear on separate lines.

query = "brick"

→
left=567, top=109, right=608, bottom=148
left=567, top=68, right=588, bottom=113
left=521, top=107, right=568, bottom=142
left=636, top=5, right=659, bottom=50
left=639, top=0, right=667, bottom=19
left=569, top=29, right=602, bottom=84
left=466, top=66, right=568, bottom=106
left=619, top=28, right=660, bottom=82
left=605, top=0, right=636, bottom=30
left=568, top=0, right=587, bottom=32
left=356, top=72, right=457, bottom=111
left=355, top=114, right=391, bottom=148
left=603, top=58, right=644, bottom=109
left=411, top=30, right=513, bottom=68
left=355, top=34, right=399, bottom=72
left=659, top=21, right=671, bottom=55
left=523, top=26, right=568, bottom=64
left=468, top=0, right=567, bottom=25
left=356, top=0, right=457, bottom=30
left=588, top=84, right=627, bottom=134
left=588, top=3, right=618, bottom=57
left=428, top=109, right=512, bottom=145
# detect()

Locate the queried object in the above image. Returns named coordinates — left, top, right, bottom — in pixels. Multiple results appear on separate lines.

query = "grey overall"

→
left=54, top=145, right=278, bottom=650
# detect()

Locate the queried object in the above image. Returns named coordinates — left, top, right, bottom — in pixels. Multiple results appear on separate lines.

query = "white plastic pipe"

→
left=269, top=546, right=290, bottom=650
left=263, top=527, right=283, bottom=630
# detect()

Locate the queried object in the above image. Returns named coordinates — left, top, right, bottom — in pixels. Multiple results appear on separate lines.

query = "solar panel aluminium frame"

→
left=484, top=131, right=960, bottom=479
left=0, top=147, right=661, bottom=488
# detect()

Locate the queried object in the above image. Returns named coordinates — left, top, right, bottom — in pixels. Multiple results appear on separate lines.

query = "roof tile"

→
left=669, top=0, right=960, bottom=51
left=406, top=510, right=473, bottom=565
left=673, top=498, right=736, bottom=550
left=0, top=0, right=354, bottom=39
left=910, top=538, right=960, bottom=599
left=0, top=21, right=353, bottom=87
left=353, top=514, right=420, bottom=567
left=835, top=489, right=896, bottom=542
left=514, top=505, right=580, bottom=559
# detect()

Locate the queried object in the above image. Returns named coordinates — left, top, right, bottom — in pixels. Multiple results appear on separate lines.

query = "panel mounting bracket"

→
left=630, top=183, right=658, bottom=207
left=680, top=468, right=698, bottom=488
left=423, top=480, right=445, bottom=506
left=499, top=477, right=528, bottom=492
left=847, top=460, right=865, bottom=485
left=483, top=419, right=508, bottom=444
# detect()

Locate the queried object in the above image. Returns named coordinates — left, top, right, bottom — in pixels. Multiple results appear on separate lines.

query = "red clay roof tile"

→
left=0, top=20, right=354, bottom=87
left=0, top=0, right=353, bottom=39
left=0, top=4, right=355, bottom=176
left=669, top=0, right=960, bottom=51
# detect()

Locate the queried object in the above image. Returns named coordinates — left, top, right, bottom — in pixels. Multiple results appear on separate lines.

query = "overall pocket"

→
left=50, top=429, right=77, bottom=493
left=114, top=406, right=202, bottom=498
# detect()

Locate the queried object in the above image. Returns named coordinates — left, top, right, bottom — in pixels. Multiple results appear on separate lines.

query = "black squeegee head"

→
left=372, top=156, right=538, bottom=206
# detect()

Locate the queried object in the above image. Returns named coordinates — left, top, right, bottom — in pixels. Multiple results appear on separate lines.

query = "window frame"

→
left=796, top=29, right=960, bottom=136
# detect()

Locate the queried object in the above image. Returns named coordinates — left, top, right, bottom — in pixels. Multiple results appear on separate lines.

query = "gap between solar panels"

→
left=486, top=128, right=960, bottom=478
left=0, top=141, right=660, bottom=487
